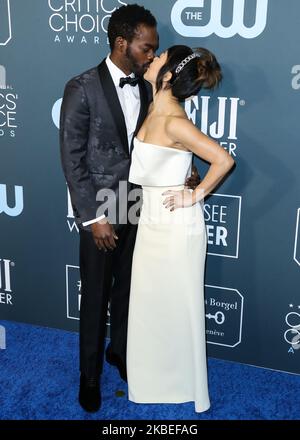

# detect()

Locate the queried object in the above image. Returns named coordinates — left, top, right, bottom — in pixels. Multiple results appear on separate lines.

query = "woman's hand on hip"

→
left=162, top=189, right=196, bottom=211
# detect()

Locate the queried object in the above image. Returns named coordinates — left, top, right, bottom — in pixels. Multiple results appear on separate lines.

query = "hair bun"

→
left=195, top=48, right=222, bottom=90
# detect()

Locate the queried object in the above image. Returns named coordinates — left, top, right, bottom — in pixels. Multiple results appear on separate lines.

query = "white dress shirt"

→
left=82, top=55, right=141, bottom=227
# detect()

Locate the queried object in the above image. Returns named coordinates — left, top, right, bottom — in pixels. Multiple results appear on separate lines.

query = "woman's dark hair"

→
left=156, top=45, right=222, bottom=101
left=108, top=4, right=157, bottom=51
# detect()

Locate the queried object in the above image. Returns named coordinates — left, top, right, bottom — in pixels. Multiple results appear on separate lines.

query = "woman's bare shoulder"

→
left=166, top=113, right=193, bottom=130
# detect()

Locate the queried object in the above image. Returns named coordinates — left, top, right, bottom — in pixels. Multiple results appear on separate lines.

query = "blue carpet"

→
left=0, top=320, right=299, bottom=420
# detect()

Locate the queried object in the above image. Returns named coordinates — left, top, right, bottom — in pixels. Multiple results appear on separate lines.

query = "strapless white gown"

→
left=126, top=137, right=210, bottom=413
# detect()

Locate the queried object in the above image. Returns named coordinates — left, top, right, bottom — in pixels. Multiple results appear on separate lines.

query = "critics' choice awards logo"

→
left=204, top=194, right=241, bottom=258
left=0, top=65, right=18, bottom=138
left=291, top=65, right=300, bottom=90
left=0, top=258, right=14, bottom=306
left=205, top=285, right=243, bottom=347
left=48, top=0, right=127, bottom=45
left=0, top=184, right=24, bottom=217
left=185, top=95, right=243, bottom=157
left=285, top=304, right=300, bottom=354
left=66, top=265, right=110, bottom=327
left=171, top=0, right=268, bottom=39
left=0, top=0, right=12, bottom=46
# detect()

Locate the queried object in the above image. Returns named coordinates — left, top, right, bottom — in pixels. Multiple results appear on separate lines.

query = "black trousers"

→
left=79, top=223, right=137, bottom=378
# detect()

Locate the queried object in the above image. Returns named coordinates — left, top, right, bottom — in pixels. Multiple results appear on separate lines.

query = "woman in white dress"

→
left=127, top=45, right=235, bottom=413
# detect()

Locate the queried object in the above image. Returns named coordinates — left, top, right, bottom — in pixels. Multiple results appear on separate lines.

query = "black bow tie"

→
left=119, top=76, right=140, bottom=88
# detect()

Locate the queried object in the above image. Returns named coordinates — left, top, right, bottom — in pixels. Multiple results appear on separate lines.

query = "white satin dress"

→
left=126, top=137, right=210, bottom=413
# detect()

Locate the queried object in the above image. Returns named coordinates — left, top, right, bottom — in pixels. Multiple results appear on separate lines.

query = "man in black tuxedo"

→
left=60, top=4, right=199, bottom=413
left=60, top=4, right=158, bottom=413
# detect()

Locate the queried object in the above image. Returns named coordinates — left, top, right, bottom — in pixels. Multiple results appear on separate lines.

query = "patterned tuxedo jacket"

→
left=60, top=59, right=150, bottom=230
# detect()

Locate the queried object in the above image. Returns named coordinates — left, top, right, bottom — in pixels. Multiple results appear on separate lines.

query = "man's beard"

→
left=125, top=46, right=150, bottom=77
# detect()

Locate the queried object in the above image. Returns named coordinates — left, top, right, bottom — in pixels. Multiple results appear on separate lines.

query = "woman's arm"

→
left=166, top=117, right=235, bottom=204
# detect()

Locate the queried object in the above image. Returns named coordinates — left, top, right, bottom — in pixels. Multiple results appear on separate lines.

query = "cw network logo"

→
left=171, top=0, right=268, bottom=39
left=0, top=0, right=12, bottom=46
left=0, top=184, right=24, bottom=217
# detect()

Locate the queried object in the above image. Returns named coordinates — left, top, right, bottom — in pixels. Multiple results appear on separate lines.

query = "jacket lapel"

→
left=130, top=79, right=150, bottom=153
left=136, top=80, right=150, bottom=134
left=97, top=60, right=129, bottom=153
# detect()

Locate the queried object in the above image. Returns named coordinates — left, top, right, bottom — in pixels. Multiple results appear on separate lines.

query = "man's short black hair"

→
left=108, top=4, right=157, bottom=51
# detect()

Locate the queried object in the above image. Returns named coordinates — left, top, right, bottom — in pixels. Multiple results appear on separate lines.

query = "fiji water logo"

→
left=0, top=258, right=14, bottom=306
left=185, top=95, right=243, bottom=157
left=0, top=184, right=23, bottom=217
left=0, top=258, right=12, bottom=293
left=171, top=0, right=268, bottom=39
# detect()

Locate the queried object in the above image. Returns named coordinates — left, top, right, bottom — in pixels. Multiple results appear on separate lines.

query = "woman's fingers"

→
left=163, top=190, right=193, bottom=210
left=164, top=197, right=177, bottom=210
left=163, top=195, right=173, bottom=205
left=163, top=197, right=174, bottom=207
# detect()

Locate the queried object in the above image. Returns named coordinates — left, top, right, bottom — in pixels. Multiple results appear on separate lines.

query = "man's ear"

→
left=115, top=36, right=127, bottom=53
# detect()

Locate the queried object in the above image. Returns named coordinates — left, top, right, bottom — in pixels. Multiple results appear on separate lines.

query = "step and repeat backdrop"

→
left=0, top=0, right=299, bottom=374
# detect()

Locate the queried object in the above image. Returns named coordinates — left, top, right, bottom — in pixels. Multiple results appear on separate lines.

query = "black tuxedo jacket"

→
left=60, top=59, right=151, bottom=230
